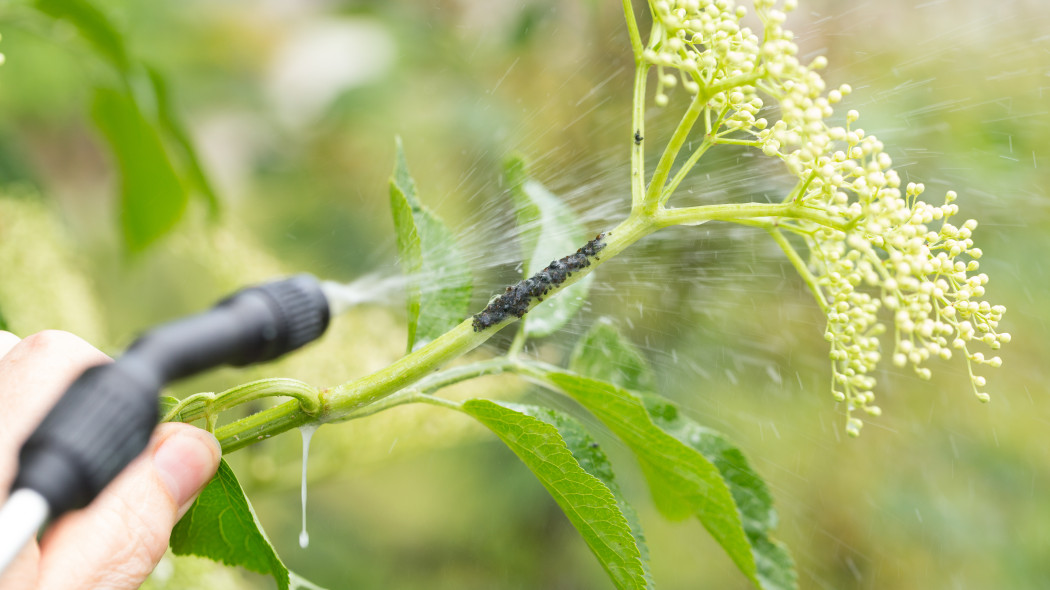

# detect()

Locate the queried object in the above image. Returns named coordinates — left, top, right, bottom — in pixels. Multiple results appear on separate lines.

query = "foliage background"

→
left=0, top=0, right=1048, bottom=588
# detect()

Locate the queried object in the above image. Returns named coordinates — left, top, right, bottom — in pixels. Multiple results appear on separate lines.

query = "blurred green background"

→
left=1, top=0, right=1048, bottom=588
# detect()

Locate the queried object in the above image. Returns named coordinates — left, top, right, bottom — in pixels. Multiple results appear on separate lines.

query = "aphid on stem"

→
left=472, top=233, right=607, bottom=331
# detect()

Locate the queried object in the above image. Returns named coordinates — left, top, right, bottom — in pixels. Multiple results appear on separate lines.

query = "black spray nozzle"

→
left=10, top=274, right=331, bottom=519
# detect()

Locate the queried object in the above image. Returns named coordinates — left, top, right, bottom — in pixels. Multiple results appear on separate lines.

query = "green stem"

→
left=630, top=61, right=649, bottom=211
left=656, top=202, right=849, bottom=232
left=506, top=324, right=528, bottom=357
left=642, top=91, right=706, bottom=214
left=335, top=357, right=523, bottom=422
left=713, top=138, right=761, bottom=147
left=165, top=378, right=319, bottom=424
left=659, top=138, right=713, bottom=203
left=620, top=0, right=644, bottom=59
left=785, top=169, right=818, bottom=204
left=212, top=196, right=856, bottom=454
left=414, top=356, right=523, bottom=393
left=413, top=394, right=464, bottom=412
left=216, top=399, right=311, bottom=453
left=768, top=228, right=828, bottom=312
left=215, top=212, right=660, bottom=452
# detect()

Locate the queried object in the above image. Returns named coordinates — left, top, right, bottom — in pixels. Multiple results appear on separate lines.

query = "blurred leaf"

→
left=34, top=0, right=130, bottom=71
left=145, top=66, right=221, bottom=217
left=504, top=155, right=593, bottom=338
left=548, top=373, right=759, bottom=587
left=91, top=87, right=188, bottom=252
left=0, top=304, right=8, bottom=331
left=569, top=317, right=654, bottom=392
left=509, top=3, right=548, bottom=48
left=569, top=322, right=797, bottom=590
left=461, top=399, right=652, bottom=589
left=389, top=138, right=471, bottom=352
left=389, top=141, right=423, bottom=350
left=171, top=460, right=324, bottom=590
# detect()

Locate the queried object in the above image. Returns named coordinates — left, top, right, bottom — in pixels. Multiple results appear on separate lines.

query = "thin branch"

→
left=768, top=227, right=828, bottom=312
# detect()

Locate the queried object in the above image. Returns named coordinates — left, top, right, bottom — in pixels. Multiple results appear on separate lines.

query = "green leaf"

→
left=158, top=395, right=180, bottom=419
left=548, top=373, right=759, bottom=586
left=644, top=396, right=797, bottom=590
left=91, top=87, right=188, bottom=252
left=34, top=0, right=130, bottom=71
left=504, top=155, right=593, bottom=338
left=171, top=460, right=324, bottom=590
left=389, top=137, right=472, bottom=351
left=461, top=399, right=652, bottom=590
left=0, top=304, right=8, bottom=331
left=569, top=317, right=654, bottom=392
left=507, top=402, right=653, bottom=588
left=569, top=321, right=798, bottom=590
left=145, top=66, right=221, bottom=217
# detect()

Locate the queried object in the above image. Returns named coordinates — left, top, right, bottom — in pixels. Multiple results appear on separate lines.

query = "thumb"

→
left=35, top=424, right=221, bottom=590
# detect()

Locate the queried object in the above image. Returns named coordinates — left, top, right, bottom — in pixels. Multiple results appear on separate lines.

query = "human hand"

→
left=0, top=331, right=221, bottom=590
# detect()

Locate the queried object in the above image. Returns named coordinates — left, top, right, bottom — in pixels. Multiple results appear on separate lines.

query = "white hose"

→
left=0, top=488, right=49, bottom=578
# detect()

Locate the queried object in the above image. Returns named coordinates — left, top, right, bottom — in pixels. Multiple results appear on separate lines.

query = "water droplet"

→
left=298, top=424, right=319, bottom=549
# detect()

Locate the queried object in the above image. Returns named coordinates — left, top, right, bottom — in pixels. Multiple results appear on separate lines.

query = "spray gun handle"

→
left=12, top=360, right=161, bottom=516
left=10, top=274, right=331, bottom=519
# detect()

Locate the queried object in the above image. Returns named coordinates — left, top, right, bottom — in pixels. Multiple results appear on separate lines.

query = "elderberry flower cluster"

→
left=643, top=0, right=1008, bottom=434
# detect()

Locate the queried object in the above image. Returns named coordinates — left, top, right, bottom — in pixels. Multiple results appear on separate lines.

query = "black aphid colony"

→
left=472, top=233, right=607, bottom=332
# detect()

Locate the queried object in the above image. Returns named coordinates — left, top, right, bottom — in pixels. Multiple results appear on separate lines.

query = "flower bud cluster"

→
left=643, top=0, right=763, bottom=106
left=643, top=0, right=1007, bottom=434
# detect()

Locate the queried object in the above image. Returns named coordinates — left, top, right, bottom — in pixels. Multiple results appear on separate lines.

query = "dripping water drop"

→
left=298, top=423, right=319, bottom=549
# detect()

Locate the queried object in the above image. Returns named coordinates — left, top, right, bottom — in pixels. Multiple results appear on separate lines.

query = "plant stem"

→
left=215, top=212, right=659, bottom=452
left=413, top=394, right=464, bottom=412
left=655, top=202, right=849, bottom=232
left=620, top=0, right=644, bottom=59
left=211, top=193, right=859, bottom=454
left=768, top=228, right=828, bottom=312
left=660, top=138, right=713, bottom=202
left=216, top=399, right=311, bottom=453
left=642, top=91, right=705, bottom=214
left=630, top=61, right=648, bottom=211
left=164, top=378, right=319, bottom=424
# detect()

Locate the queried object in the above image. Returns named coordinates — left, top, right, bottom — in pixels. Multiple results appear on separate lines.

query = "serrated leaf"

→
left=569, top=317, right=654, bottom=392
left=569, top=321, right=798, bottom=590
left=505, top=402, right=653, bottom=588
left=644, top=396, right=797, bottom=590
left=34, top=0, right=130, bottom=71
left=91, top=87, right=188, bottom=252
left=171, top=460, right=324, bottom=590
left=548, top=373, right=759, bottom=586
left=390, top=138, right=471, bottom=352
left=461, top=399, right=652, bottom=590
left=504, top=155, right=593, bottom=338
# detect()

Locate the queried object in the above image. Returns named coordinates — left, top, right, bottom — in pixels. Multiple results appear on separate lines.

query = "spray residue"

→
left=298, top=423, right=319, bottom=549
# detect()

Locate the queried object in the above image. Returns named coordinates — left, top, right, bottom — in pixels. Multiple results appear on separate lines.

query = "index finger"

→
left=0, top=332, right=19, bottom=359
left=0, top=331, right=111, bottom=492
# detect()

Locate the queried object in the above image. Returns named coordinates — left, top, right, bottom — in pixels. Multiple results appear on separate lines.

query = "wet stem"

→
left=207, top=20, right=844, bottom=454
left=213, top=202, right=847, bottom=453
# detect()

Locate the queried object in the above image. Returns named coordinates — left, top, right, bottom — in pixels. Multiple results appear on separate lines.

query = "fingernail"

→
left=153, top=430, right=221, bottom=509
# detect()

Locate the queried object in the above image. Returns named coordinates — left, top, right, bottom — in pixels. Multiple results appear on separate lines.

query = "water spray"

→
left=0, top=274, right=354, bottom=576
